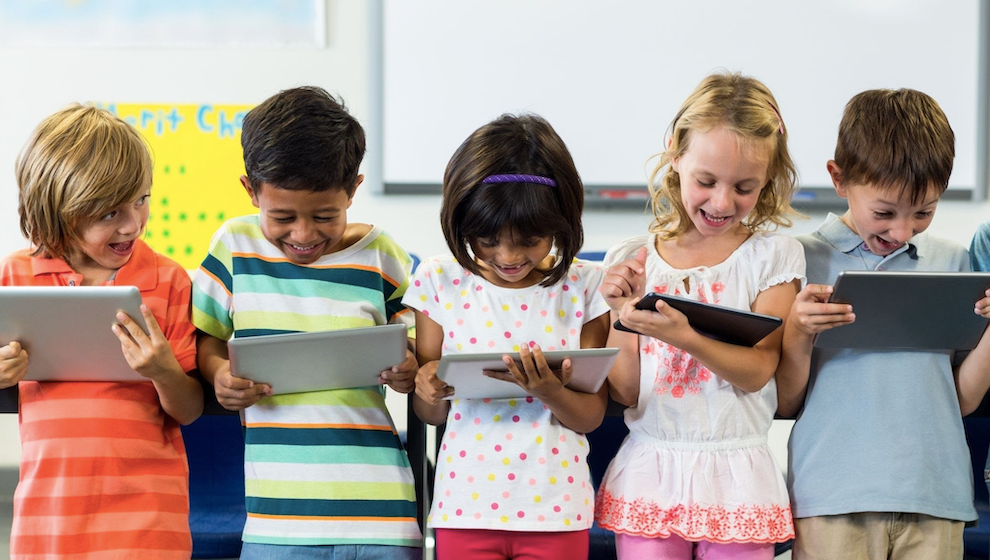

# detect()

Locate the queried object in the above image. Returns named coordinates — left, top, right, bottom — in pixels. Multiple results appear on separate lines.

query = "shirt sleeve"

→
left=971, top=222, right=990, bottom=272
left=757, top=233, right=807, bottom=293
left=191, top=224, right=235, bottom=341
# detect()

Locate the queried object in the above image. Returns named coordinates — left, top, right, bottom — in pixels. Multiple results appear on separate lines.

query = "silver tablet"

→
left=814, top=271, right=990, bottom=350
left=0, top=286, right=149, bottom=382
left=436, top=347, right=619, bottom=400
left=227, top=323, right=409, bottom=395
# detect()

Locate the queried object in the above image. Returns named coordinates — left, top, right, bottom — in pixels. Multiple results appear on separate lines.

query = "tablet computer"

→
left=0, top=286, right=149, bottom=382
left=614, top=293, right=783, bottom=347
left=436, top=347, right=619, bottom=400
left=227, top=323, right=408, bottom=394
left=814, top=270, right=990, bottom=350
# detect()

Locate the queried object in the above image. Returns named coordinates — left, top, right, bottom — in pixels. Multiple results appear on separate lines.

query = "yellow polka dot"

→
left=419, top=294, right=427, bottom=302
left=562, top=461, right=569, bottom=468
left=487, top=474, right=496, bottom=481
left=536, top=436, right=543, bottom=444
left=545, top=325, right=553, bottom=332
left=502, top=458, right=511, bottom=465
left=476, top=433, right=483, bottom=441
left=435, top=268, right=443, bottom=273
left=558, top=310, right=566, bottom=317
left=571, top=296, right=578, bottom=303
left=456, top=343, right=462, bottom=350
left=584, top=498, right=589, bottom=505
left=512, top=344, right=520, bottom=352
left=534, top=495, right=542, bottom=503
left=579, top=440, right=586, bottom=447
left=500, top=516, right=509, bottom=523
left=564, top=518, right=571, bottom=526
left=502, top=304, right=510, bottom=311
left=493, top=415, right=501, bottom=422
left=509, top=400, right=517, bottom=407
left=471, top=493, right=479, bottom=500
left=445, top=303, right=452, bottom=310
left=442, top=514, right=449, bottom=521
left=485, top=320, right=493, bottom=328
left=549, top=477, right=557, bottom=484
left=460, top=290, right=468, bottom=297
left=445, top=456, right=452, bottom=463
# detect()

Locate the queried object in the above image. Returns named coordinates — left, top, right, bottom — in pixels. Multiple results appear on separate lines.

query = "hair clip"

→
left=481, top=174, right=557, bottom=187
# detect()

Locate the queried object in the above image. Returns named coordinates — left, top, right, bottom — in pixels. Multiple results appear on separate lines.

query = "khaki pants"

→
left=793, top=513, right=963, bottom=560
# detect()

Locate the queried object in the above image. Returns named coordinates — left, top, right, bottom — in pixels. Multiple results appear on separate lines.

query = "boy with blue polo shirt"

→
left=192, top=86, right=422, bottom=559
left=776, top=88, right=990, bottom=559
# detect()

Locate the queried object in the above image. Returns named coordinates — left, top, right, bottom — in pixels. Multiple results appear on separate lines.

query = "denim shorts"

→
left=239, top=543, right=423, bottom=560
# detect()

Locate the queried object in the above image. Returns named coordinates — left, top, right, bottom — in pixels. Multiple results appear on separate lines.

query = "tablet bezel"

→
left=436, top=347, right=619, bottom=400
left=227, top=323, right=409, bottom=394
left=0, top=286, right=148, bottom=382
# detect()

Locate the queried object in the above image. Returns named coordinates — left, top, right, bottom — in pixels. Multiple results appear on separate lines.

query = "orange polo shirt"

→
left=0, top=240, right=197, bottom=560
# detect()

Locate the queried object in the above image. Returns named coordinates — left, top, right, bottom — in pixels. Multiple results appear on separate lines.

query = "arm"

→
left=196, top=331, right=270, bottom=411
left=775, top=283, right=856, bottom=418
left=955, top=290, right=990, bottom=415
left=616, top=280, right=801, bottom=393
left=0, top=342, right=28, bottom=389
left=113, top=305, right=204, bottom=425
left=600, top=247, right=648, bottom=406
left=411, top=310, right=452, bottom=426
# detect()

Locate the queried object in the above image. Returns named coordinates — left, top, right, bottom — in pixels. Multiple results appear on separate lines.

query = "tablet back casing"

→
left=228, top=324, right=408, bottom=394
left=0, top=286, right=148, bottom=382
left=436, top=348, right=619, bottom=400
left=814, top=271, right=990, bottom=350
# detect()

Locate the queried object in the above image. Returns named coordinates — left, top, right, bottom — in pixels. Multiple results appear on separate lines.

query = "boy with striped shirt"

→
left=192, top=86, right=422, bottom=559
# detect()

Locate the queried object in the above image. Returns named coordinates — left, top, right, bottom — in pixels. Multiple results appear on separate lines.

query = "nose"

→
left=118, top=207, right=143, bottom=235
left=291, top=219, right=318, bottom=243
left=710, top=186, right=733, bottom=213
left=496, top=243, right=524, bottom=264
left=888, top=218, right=916, bottom=243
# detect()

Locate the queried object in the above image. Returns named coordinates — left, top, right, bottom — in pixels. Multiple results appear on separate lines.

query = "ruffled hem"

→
left=595, top=490, right=794, bottom=544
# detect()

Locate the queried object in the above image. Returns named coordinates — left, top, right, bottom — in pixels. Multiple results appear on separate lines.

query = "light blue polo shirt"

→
left=788, top=213, right=977, bottom=522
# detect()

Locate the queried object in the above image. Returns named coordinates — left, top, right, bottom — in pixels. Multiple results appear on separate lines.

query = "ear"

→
left=346, top=174, right=364, bottom=209
left=241, top=175, right=261, bottom=208
left=826, top=160, right=849, bottom=199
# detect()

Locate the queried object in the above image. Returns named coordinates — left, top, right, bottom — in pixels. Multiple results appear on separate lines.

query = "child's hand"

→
left=484, top=344, right=569, bottom=401
left=601, top=247, right=648, bottom=312
left=112, top=305, right=183, bottom=381
left=212, top=362, right=272, bottom=411
left=975, top=288, right=990, bottom=318
left=616, top=295, right=690, bottom=344
left=0, top=341, right=28, bottom=389
left=380, top=349, right=417, bottom=394
left=415, top=360, right=453, bottom=405
left=789, top=284, right=855, bottom=336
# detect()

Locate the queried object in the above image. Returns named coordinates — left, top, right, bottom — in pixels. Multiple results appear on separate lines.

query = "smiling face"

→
left=245, top=176, right=359, bottom=265
left=470, top=228, right=554, bottom=288
left=831, top=161, right=940, bottom=256
left=671, top=127, right=770, bottom=238
left=67, top=185, right=151, bottom=284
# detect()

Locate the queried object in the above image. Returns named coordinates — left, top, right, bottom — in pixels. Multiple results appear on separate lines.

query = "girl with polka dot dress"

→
left=594, top=73, right=806, bottom=559
left=402, top=114, right=611, bottom=559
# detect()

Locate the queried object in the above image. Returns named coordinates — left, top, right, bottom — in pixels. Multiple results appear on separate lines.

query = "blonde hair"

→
left=648, top=72, right=799, bottom=239
left=16, top=104, right=152, bottom=260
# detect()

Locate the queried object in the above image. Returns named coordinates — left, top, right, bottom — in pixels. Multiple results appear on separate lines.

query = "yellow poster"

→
left=102, top=103, right=256, bottom=270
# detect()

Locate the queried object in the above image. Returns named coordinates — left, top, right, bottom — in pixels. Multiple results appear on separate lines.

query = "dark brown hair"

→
left=440, top=114, right=584, bottom=287
left=241, top=86, right=365, bottom=196
left=834, top=88, right=954, bottom=203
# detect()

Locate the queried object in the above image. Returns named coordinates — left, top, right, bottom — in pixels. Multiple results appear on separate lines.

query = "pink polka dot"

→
left=526, top=396, right=534, bottom=403
left=521, top=304, right=528, bottom=311
left=575, top=311, right=583, bottom=318
left=453, top=279, right=460, bottom=285
left=467, top=476, right=475, bottom=483
left=502, top=491, right=510, bottom=498
left=538, top=515, right=546, bottom=522
left=434, top=296, right=440, bottom=302
left=519, top=453, right=527, bottom=460
left=474, top=513, right=482, bottom=519
left=540, top=310, right=548, bottom=317
left=551, top=448, right=560, bottom=455
left=553, top=506, right=562, bottom=513
left=470, top=337, right=477, bottom=344
left=567, top=476, right=574, bottom=483
left=482, top=305, right=489, bottom=311
left=563, top=494, right=571, bottom=502
left=515, top=320, right=523, bottom=328
left=488, top=341, right=496, bottom=348
left=562, top=285, right=569, bottom=291
left=456, top=319, right=464, bottom=326
left=483, top=398, right=492, bottom=404
left=459, top=450, right=466, bottom=458
left=450, top=472, right=456, bottom=478
left=532, top=422, right=540, bottom=429
left=454, top=413, right=462, bottom=420
left=445, top=489, right=451, bottom=497
left=477, top=454, right=485, bottom=461
left=494, top=444, right=502, bottom=451
left=442, top=443, right=447, bottom=450
left=448, top=431, right=456, bottom=438
left=539, top=458, right=547, bottom=465
left=549, top=292, right=556, bottom=298
left=464, top=303, right=471, bottom=309
left=456, top=509, right=463, bottom=516
left=414, top=280, right=421, bottom=287
left=476, top=285, right=483, bottom=291
left=570, top=275, right=578, bottom=281
left=577, top=514, right=582, bottom=521
left=491, top=503, right=499, bottom=510
left=504, top=331, right=512, bottom=338
left=439, top=501, right=443, bottom=508
left=561, top=339, right=567, bottom=346
left=529, top=341, right=536, bottom=347
left=559, top=435, right=567, bottom=442
left=574, top=455, right=580, bottom=462
left=508, top=473, right=516, bottom=480
left=474, top=417, right=481, bottom=425
left=423, top=310, right=430, bottom=317
left=448, top=331, right=455, bottom=338
left=517, top=511, right=526, bottom=518
left=529, top=478, right=537, bottom=485
left=569, top=328, right=578, bottom=335
left=505, top=433, right=513, bottom=440
left=512, top=416, right=520, bottom=423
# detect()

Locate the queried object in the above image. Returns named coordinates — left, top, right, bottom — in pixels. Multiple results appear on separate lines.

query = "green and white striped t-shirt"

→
left=192, top=215, right=422, bottom=547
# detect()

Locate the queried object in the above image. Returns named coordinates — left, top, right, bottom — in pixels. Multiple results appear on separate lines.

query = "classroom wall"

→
left=1, top=2, right=990, bottom=469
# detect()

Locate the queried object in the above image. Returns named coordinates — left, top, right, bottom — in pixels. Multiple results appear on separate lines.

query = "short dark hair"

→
left=440, top=114, right=584, bottom=287
left=241, top=86, right=365, bottom=195
left=835, top=88, right=954, bottom=203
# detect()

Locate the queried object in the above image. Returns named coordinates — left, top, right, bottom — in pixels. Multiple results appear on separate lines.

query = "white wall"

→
left=2, top=2, right=990, bottom=470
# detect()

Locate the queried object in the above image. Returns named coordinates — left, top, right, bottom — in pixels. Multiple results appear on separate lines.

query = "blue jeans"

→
left=240, top=543, right=423, bottom=560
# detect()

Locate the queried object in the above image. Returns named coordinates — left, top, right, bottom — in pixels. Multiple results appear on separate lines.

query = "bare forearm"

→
left=153, top=368, right=204, bottom=425
left=413, top=394, right=449, bottom=426
left=196, top=333, right=228, bottom=386
left=956, top=328, right=990, bottom=415
left=774, top=323, right=814, bottom=418
left=542, top=386, right=607, bottom=434
left=606, top=320, right=640, bottom=407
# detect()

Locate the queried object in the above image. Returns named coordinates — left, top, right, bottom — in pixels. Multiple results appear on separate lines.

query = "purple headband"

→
left=481, top=174, right=557, bottom=187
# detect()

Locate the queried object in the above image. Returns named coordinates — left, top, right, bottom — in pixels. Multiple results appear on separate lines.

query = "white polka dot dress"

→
left=402, top=255, right=609, bottom=531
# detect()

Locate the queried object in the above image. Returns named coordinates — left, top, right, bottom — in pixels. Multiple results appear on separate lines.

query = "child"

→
left=403, top=113, right=611, bottom=559
left=777, top=88, right=990, bottom=559
left=0, top=105, right=203, bottom=559
left=593, top=72, right=804, bottom=559
left=191, top=86, right=423, bottom=559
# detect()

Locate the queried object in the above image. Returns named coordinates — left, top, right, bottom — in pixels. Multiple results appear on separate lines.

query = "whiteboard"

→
left=383, top=0, right=980, bottom=196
